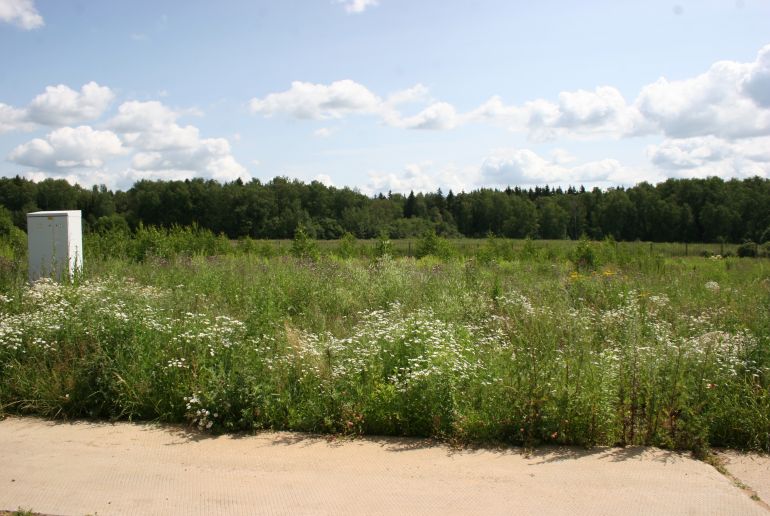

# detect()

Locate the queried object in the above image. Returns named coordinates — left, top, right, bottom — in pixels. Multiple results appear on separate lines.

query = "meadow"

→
left=0, top=229, right=768, bottom=453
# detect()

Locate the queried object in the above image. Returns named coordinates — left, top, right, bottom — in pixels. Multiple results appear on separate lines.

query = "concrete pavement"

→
left=0, top=417, right=767, bottom=515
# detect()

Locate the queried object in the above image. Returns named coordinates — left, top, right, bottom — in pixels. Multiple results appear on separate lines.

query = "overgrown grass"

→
left=82, top=224, right=749, bottom=261
left=1, top=232, right=768, bottom=453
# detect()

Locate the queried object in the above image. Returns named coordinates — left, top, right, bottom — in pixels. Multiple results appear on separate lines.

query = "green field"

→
left=1, top=234, right=768, bottom=453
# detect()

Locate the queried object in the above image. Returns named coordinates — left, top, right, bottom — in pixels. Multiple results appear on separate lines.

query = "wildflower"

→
left=704, top=281, right=720, bottom=293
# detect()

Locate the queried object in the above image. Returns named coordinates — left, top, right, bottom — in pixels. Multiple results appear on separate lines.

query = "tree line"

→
left=0, top=175, right=769, bottom=243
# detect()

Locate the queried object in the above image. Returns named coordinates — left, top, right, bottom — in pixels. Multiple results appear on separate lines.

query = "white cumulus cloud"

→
left=250, top=80, right=382, bottom=120
left=0, top=102, right=34, bottom=133
left=364, top=151, right=659, bottom=195
left=251, top=80, right=462, bottom=131
left=10, top=96, right=250, bottom=188
left=647, top=136, right=770, bottom=179
left=109, top=100, right=200, bottom=151
left=392, top=102, right=459, bottom=130
left=469, top=87, right=648, bottom=141
left=743, top=44, right=770, bottom=108
left=108, top=100, right=249, bottom=183
left=26, top=82, right=115, bottom=126
left=108, top=100, right=179, bottom=133
left=0, top=0, right=43, bottom=29
left=365, top=161, right=474, bottom=195
left=475, top=148, right=666, bottom=190
left=474, top=44, right=770, bottom=141
left=0, top=82, right=114, bottom=133
left=386, top=84, right=430, bottom=106
left=8, top=126, right=126, bottom=169
left=129, top=137, right=248, bottom=183
left=635, top=50, right=770, bottom=139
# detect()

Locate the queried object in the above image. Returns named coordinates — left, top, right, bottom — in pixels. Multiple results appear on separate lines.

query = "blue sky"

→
left=1, top=0, right=769, bottom=194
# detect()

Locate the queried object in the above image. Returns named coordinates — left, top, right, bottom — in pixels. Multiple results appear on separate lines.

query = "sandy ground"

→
left=0, top=417, right=767, bottom=516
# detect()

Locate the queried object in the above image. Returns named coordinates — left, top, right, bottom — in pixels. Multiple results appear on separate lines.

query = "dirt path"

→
left=0, top=417, right=766, bottom=515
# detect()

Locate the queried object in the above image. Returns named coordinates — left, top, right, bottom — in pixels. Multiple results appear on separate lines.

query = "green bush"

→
left=570, top=237, right=599, bottom=271
left=337, top=232, right=358, bottom=259
left=238, top=237, right=276, bottom=257
left=415, top=229, right=455, bottom=260
left=737, top=241, right=758, bottom=258
left=519, top=237, right=539, bottom=260
left=0, top=219, right=26, bottom=260
left=477, top=234, right=514, bottom=263
left=126, top=223, right=231, bottom=262
left=290, top=226, right=319, bottom=260
left=374, top=229, right=393, bottom=258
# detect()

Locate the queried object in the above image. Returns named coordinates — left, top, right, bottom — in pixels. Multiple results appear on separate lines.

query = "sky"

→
left=1, top=0, right=769, bottom=195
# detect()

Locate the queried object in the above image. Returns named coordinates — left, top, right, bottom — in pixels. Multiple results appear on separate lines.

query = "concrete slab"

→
left=717, top=450, right=770, bottom=507
left=0, top=417, right=765, bottom=516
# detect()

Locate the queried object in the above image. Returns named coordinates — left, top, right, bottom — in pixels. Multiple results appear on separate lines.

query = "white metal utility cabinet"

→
left=27, top=210, right=83, bottom=282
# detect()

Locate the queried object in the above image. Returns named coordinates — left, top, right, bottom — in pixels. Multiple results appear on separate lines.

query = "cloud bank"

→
left=250, top=44, right=770, bottom=144
left=4, top=84, right=248, bottom=188
left=248, top=44, right=770, bottom=193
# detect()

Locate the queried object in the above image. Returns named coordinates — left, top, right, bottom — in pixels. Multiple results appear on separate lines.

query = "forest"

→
left=0, top=175, right=769, bottom=243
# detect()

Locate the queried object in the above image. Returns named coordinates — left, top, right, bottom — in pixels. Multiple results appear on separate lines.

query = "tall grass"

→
left=0, top=229, right=768, bottom=452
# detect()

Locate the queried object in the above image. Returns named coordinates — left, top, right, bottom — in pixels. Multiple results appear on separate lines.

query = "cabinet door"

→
left=28, top=216, right=69, bottom=281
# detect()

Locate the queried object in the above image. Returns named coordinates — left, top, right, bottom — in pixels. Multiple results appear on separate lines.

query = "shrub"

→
left=374, top=229, right=393, bottom=258
left=337, top=232, right=358, bottom=259
left=570, top=237, right=599, bottom=271
left=238, top=237, right=276, bottom=257
left=93, top=214, right=130, bottom=235
left=0, top=210, right=27, bottom=260
left=415, top=229, right=454, bottom=260
left=737, top=241, right=758, bottom=258
left=129, top=223, right=230, bottom=261
left=290, top=225, right=319, bottom=260
left=519, top=237, right=539, bottom=260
